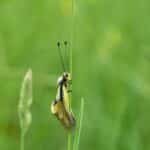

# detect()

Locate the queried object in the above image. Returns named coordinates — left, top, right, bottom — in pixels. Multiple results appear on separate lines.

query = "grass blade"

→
left=73, top=97, right=85, bottom=150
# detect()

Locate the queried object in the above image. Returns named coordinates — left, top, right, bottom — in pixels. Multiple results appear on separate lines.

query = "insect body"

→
left=51, top=42, right=75, bottom=129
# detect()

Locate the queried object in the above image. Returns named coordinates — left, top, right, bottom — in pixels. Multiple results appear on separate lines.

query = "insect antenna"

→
left=64, top=41, right=69, bottom=71
left=57, top=41, right=66, bottom=72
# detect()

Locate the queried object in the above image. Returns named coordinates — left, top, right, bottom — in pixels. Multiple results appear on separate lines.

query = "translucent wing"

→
left=63, top=85, right=70, bottom=113
left=51, top=100, right=75, bottom=129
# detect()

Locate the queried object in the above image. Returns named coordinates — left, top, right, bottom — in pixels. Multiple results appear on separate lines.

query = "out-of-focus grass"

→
left=18, top=69, right=32, bottom=150
left=0, top=0, right=150, bottom=150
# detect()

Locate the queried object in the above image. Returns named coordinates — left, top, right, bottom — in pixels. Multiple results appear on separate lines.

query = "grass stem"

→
left=68, top=133, right=72, bottom=150
left=73, top=98, right=85, bottom=150
left=20, top=132, right=25, bottom=150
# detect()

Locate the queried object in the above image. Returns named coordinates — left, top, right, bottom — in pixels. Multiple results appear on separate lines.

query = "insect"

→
left=51, top=41, right=76, bottom=129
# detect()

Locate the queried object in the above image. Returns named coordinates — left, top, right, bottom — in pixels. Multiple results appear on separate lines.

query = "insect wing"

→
left=51, top=100, right=75, bottom=128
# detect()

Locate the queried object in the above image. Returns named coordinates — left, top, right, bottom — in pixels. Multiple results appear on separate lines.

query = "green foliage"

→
left=0, top=0, right=150, bottom=150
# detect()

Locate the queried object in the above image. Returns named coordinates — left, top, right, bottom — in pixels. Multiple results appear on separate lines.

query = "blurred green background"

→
left=0, top=0, right=150, bottom=150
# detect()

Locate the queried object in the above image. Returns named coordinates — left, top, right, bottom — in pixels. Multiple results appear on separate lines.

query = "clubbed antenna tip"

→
left=64, top=41, right=68, bottom=46
left=57, top=41, right=60, bottom=48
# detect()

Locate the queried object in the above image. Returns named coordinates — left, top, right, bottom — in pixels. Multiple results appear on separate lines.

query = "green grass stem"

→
left=73, top=98, right=85, bottom=150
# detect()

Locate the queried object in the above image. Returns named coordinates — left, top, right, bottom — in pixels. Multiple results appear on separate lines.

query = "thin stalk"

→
left=70, top=0, right=75, bottom=76
left=68, top=132, right=72, bottom=150
left=20, top=132, right=25, bottom=150
left=68, top=0, right=75, bottom=150
left=73, top=98, right=84, bottom=150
